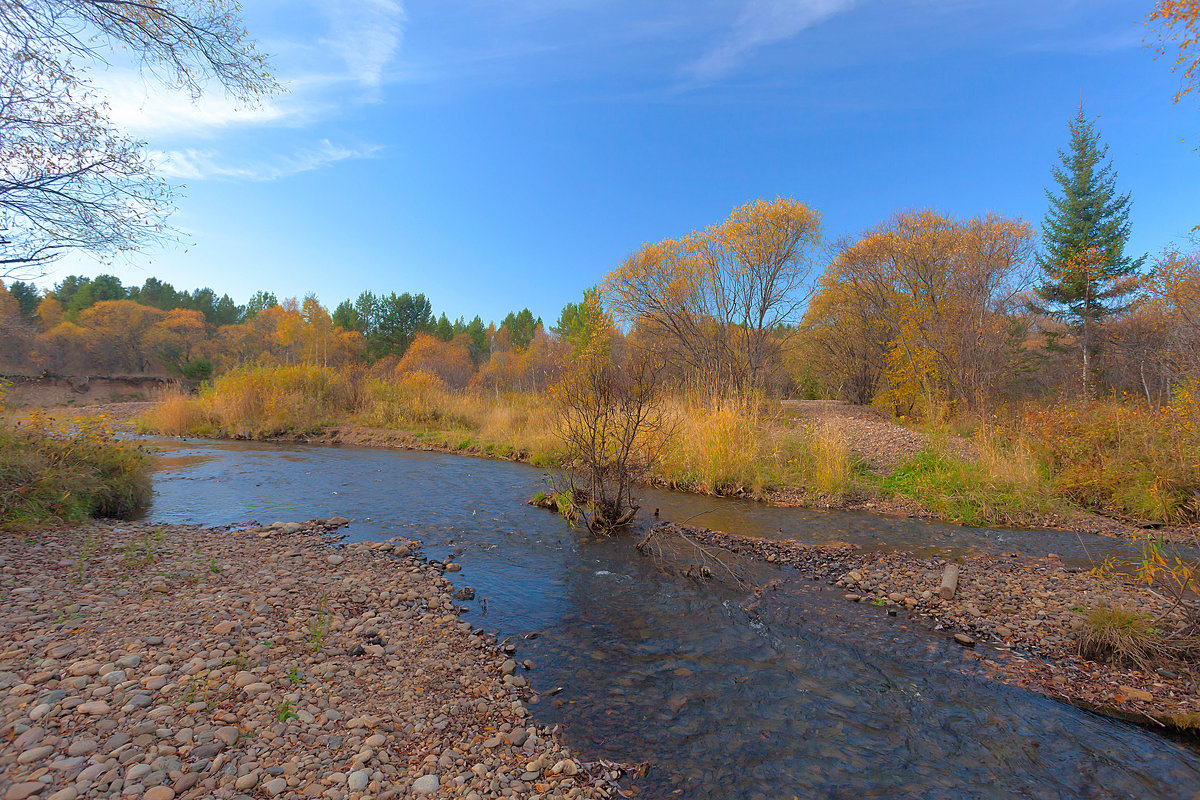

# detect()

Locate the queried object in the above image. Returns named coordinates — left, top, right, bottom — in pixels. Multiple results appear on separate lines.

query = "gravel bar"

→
left=0, top=520, right=632, bottom=800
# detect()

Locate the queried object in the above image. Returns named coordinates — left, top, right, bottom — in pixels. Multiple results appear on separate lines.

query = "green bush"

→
left=0, top=417, right=151, bottom=527
left=181, top=359, right=214, bottom=381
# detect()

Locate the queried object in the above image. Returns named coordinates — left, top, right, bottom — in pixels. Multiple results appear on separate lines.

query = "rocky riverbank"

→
left=668, top=523, right=1200, bottom=736
left=0, top=520, right=632, bottom=800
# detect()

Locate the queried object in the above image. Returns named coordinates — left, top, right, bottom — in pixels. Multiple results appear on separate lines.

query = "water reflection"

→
left=139, top=437, right=1200, bottom=799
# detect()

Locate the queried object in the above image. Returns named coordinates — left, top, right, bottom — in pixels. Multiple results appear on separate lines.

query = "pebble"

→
left=5, top=783, right=44, bottom=800
left=412, top=774, right=439, bottom=794
left=0, top=520, right=620, bottom=800
left=347, top=770, right=370, bottom=791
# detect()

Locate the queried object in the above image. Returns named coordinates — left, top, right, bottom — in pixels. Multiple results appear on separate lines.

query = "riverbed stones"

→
left=411, top=774, right=439, bottom=794
left=0, top=520, right=622, bottom=800
left=678, top=520, right=1200, bottom=732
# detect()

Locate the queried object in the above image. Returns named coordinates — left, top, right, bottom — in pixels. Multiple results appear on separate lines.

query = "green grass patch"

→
left=871, top=444, right=1055, bottom=527
left=0, top=423, right=151, bottom=528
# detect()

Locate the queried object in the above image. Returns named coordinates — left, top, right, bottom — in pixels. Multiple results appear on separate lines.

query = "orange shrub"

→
left=397, top=333, right=474, bottom=388
left=1020, top=387, right=1200, bottom=523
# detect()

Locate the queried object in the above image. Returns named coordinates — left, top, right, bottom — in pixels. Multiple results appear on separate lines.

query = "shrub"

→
left=181, top=359, right=214, bottom=381
left=0, top=413, right=151, bottom=527
left=1078, top=603, right=1160, bottom=667
left=553, top=354, right=670, bottom=533
left=1021, top=389, right=1200, bottom=523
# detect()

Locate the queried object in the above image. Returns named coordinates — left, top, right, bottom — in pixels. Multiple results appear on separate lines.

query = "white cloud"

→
left=315, top=0, right=406, bottom=90
left=686, top=0, right=857, bottom=82
left=98, top=70, right=294, bottom=136
left=150, top=141, right=382, bottom=181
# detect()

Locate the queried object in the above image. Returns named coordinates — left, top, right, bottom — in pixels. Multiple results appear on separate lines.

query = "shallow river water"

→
left=138, top=437, right=1200, bottom=799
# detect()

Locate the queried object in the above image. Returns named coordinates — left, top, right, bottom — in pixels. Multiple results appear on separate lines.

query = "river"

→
left=137, top=437, right=1200, bottom=799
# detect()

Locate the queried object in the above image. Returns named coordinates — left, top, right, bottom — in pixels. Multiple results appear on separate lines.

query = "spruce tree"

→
left=1034, top=105, right=1145, bottom=395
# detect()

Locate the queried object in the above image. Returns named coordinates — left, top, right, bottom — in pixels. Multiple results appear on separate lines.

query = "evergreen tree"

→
left=500, top=308, right=542, bottom=351
left=332, top=299, right=363, bottom=332
left=212, top=294, right=244, bottom=326
left=374, top=292, right=434, bottom=356
left=1034, top=105, right=1145, bottom=395
left=8, top=281, right=40, bottom=320
left=464, top=315, right=488, bottom=363
left=352, top=291, right=379, bottom=334
left=245, top=290, right=278, bottom=319
left=435, top=312, right=454, bottom=342
left=552, top=287, right=610, bottom=356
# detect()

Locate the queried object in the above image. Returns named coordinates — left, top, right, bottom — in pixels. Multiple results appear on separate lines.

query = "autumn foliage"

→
left=1149, top=0, right=1200, bottom=106
left=604, top=197, right=821, bottom=394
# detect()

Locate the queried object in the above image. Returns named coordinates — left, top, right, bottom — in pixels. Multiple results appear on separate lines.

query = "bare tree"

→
left=0, top=0, right=277, bottom=275
left=553, top=353, right=671, bottom=534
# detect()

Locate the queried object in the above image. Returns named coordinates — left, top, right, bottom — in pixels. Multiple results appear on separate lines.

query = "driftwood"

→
left=636, top=522, right=752, bottom=590
left=939, top=563, right=960, bottom=600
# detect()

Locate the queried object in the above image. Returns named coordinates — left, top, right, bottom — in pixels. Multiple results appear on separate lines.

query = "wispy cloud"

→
left=97, top=0, right=406, bottom=137
left=685, top=0, right=857, bottom=82
left=99, top=70, right=296, bottom=135
left=315, top=0, right=406, bottom=90
left=151, top=141, right=383, bottom=181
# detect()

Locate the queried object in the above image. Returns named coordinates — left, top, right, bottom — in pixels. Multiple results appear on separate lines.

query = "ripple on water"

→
left=139, top=437, right=1200, bottom=800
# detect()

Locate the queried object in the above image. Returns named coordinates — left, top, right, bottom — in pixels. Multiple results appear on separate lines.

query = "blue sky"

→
left=50, top=0, right=1200, bottom=325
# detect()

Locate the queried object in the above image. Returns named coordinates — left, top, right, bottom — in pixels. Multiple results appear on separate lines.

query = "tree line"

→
left=598, top=107, right=1200, bottom=415
left=2, top=105, right=1197, bottom=415
left=0, top=273, right=549, bottom=385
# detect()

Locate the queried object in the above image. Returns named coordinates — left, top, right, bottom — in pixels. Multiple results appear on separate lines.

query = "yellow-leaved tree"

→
left=604, top=197, right=822, bottom=395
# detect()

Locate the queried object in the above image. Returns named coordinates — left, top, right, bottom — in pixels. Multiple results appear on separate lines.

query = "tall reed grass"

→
left=657, top=395, right=856, bottom=498
left=0, top=412, right=151, bottom=527
left=1020, top=388, right=1200, bottom=523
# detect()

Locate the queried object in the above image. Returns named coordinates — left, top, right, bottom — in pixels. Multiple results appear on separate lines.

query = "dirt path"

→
left=781, top=400, right=976, bottom=473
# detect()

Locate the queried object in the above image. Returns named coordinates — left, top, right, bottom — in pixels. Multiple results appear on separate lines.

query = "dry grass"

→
left=150, top=389, right=214, bottom=435
left=658, top=396, right=856, bottom=498
left=1019, top=389, right=1200, bottom=523
left=1078, top=603, right=1161, bottom=667
left=144, top=368, right=859, bottom=499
